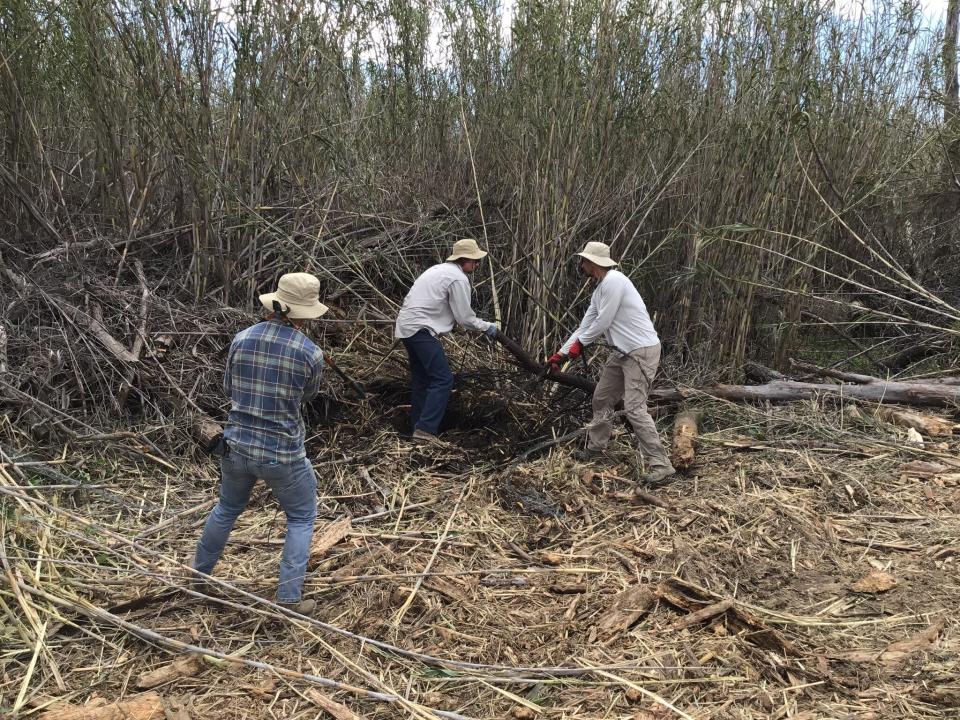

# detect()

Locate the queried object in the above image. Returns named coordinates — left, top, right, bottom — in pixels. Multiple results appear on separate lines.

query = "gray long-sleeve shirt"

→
left=394, top=262, right=493, bottom=339
left=561, top=270, right=659, bottom=354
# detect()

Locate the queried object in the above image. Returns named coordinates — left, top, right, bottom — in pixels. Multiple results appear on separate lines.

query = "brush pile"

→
left=2, top=250, right=959, bottom=720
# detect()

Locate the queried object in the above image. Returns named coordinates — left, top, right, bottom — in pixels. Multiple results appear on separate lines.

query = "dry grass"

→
left=2, top=383, right=958, bottom=719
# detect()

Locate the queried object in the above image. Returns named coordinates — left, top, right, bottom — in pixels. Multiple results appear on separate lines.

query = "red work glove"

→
left=546, top=352, right=565, bottom=373
left=567, top=339, right=584, bottom=360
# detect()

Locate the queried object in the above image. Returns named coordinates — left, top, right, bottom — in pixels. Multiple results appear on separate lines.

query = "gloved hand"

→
left=484, top=324, right=498, bottom=339
left=546, top=352, right=565, bottom=373
left=567, top=339, right=584, bottom=360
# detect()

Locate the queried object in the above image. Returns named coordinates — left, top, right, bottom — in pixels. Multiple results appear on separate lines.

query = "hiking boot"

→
left=188, top=576, right=218, bottom=598
left=641, top=465, right=676, bottom=488
left=571, top=447, right=604, bottom=462
left=412, top=429, right=441, bottom=444
left=278, top=598, right=317, bottom=615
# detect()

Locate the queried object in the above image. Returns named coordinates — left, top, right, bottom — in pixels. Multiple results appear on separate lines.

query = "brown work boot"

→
left=188, top=572, right=218, bottom=598
left=278, top=598, right=317, bottom=615
left=412, top=428, right=441, bottom=444
left=641, top=465, right=676, bottom=488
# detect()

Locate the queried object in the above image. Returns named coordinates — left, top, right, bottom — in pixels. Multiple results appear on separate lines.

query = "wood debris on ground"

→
left=1, top=263, right=958, bottom=720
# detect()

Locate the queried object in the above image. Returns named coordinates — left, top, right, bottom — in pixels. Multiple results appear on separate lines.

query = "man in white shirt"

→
left=395, top=239, right=498, bottom=441
left=547, top=242, right=675, bottom=486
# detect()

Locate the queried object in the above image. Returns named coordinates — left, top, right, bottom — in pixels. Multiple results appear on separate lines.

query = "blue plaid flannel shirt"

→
left=223, top=320, right=324, bottom=463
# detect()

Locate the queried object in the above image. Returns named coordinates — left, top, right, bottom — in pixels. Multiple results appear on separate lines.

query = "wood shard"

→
left=595, top=586, right=655, bottom=637
left=305, top=688, right=365, bottom=719
left=672, top=598, right=734, bottom=630
left=848, top=569, right=898, bottom=594
left=309, top=517, right=352, bottom=566
left=880, top=621, right=945, bottom=666
left=135, top=655, right=202, bottom=689
left=40, top=692, right=165, bottom=720
left=874, top=406, right=956, bottom=437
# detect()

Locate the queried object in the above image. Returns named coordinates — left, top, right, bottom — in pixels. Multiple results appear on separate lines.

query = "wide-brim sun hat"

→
left=576, top=241, right=618, bottom=267
left=259, top=272, right=329, bottom=319
left=446, top=238, right=488, bottom=262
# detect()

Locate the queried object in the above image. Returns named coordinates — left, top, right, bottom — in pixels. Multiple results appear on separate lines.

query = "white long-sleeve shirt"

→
left=395, top=263, right=493, bottom=339
left=561, top=270, right=659, bottom=354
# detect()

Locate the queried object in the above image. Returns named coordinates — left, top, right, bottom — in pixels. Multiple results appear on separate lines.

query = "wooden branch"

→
left=129, top=261, right=150, bottom=361
left=135, top=656, right=202, bottom=689
left=494, top=333, right=596, bottom=394
left=56, top=298, right=138, bottom=364
left=305, top=689, right=364, bottom=720
left=743, top=360, right=785, bottom=383
left=788, top=359, right=878, bottom=384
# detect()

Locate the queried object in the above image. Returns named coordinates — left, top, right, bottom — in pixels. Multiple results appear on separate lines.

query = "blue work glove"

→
left=484, top=324, right=498, bottom=339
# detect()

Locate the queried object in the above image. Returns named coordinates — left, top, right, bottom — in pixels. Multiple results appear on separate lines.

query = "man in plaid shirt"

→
left=193, top=273, right=328, bottom=613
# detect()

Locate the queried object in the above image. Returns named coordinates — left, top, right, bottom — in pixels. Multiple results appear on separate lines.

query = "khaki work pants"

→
left=587, top=343, right=673, bottom=470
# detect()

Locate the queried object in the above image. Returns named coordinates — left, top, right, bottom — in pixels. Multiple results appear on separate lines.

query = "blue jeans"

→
left=401, top=329, right=453, bottom=435
left=194, top=451, right=317, bottom=603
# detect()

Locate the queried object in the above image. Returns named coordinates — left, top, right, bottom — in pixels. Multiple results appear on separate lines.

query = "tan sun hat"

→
left=576, top=241, right=618, bottom=267
left=259, top=273, right=329, bottom=319
left=446, top=238, right=488, bottom=262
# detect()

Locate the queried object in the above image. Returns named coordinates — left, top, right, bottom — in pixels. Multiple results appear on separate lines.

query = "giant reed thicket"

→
left=1, top=0, right=958, bottom=374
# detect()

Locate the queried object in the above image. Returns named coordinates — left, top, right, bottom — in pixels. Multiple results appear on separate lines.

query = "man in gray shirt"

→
left=395, top=239, right=497, bottom=441
left=547, top=242, right=675, bottom=486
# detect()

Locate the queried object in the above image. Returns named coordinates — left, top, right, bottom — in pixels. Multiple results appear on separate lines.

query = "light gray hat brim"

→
left=259, top=292, right=330, bottom=319
left=576, top=251, right=618, bottom=267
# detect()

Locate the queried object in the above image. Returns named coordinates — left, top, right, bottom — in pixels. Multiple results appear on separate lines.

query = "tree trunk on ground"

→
left=495, top=334, right=960, bottom=409
left=649, top=380, right=960, bottom=407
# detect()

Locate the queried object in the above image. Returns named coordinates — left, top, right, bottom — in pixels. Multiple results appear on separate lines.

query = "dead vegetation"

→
left=4, top=1, right=960, bottom=717
left=2, top=276, right=958, bottom=717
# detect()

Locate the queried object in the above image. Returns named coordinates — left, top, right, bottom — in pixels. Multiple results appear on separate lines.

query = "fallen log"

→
left=496, top=336, right=960, bottom=408
left=649, top=379, right=960, bottom=408
left=308, top=516, right=352, bottom=567
left=305, top=688, right=365, bottom=720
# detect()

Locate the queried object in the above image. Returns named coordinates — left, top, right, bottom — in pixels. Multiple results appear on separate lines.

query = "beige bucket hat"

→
left=259, top=272, right=329, bottom=319
left=446, top=238, right=488, bottom=262
left=576, top=241, right=618, bottom=267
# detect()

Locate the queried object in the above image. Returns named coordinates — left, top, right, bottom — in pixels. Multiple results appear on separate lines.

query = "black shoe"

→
left=278, top=598, right=317, bottom=615
left=641, top=465, right=676, bottom=488
left=412, top=429, right=442, bottom=444
left=188, top=576, right=217, bottom=597
left=571, top=447, right=603, bottom=462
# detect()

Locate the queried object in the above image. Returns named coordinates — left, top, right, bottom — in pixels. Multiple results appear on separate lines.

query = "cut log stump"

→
left=670, top=410, right=700, bottom=471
